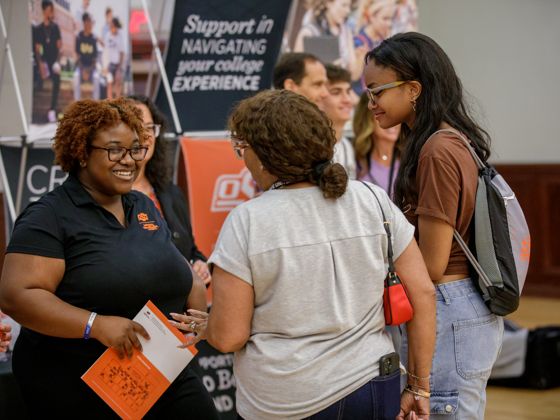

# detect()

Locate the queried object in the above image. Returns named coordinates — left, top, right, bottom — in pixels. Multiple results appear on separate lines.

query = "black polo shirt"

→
left=7, top=175, right=192, bottom=355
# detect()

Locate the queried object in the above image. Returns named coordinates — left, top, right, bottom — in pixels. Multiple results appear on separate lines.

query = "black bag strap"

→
left=360, top=181, right=395, bottom=273
left=426, top=129, right=493, bottom=289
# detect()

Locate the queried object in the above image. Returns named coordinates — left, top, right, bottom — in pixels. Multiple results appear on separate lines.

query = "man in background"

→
left=34, top=0, right=61, bottom=123
left=321, top=64, right=357, bottom=179
left=73, top=0, right=91, bottom=34
left=73, top=13, right=100, bottom=100
left=273, top=52, right=328, bottom=107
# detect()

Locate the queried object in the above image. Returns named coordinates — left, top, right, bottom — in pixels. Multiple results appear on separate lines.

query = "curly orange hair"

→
left=53, top=98, right=147, bottom=174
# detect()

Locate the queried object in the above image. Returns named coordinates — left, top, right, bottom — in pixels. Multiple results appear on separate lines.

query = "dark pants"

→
left=237, top=370, right=401, bottom=420
left=13, top=335, right=219, bottom=420
left=46, top=61, right=60, bottom=111
left=306, top=370, right=401, bottom=420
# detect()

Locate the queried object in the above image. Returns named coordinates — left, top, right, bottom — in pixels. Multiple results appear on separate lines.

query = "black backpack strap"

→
left=360, top=181, right=395, bottom=273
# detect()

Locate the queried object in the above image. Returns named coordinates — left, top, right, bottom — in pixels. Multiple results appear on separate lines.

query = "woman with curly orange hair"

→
left=0, top=98, right=218, bottom=419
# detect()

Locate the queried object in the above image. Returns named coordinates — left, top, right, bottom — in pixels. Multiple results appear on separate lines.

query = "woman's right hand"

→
left=90, top=315, right=150, bottom=359
left=0, top=321, right=11, bottom=353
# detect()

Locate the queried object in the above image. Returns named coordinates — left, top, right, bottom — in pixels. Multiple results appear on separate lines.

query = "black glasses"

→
left=89, top=145, right=148, bottom=162
left=144, top=123, right=161, bottom=138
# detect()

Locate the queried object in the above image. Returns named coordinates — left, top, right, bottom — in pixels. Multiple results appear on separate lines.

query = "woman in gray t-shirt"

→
left=204, top=90, right=435, bottom=420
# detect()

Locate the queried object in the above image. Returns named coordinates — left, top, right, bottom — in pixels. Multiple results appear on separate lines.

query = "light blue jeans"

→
left=402, top=278, right=504, bottom=419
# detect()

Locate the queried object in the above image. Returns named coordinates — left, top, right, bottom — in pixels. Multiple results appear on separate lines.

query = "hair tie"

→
left=312, top=160, right=331, bottom=181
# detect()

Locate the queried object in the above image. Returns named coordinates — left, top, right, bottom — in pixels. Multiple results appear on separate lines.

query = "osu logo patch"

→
left=136, top=212, right=159, bottom=231
left=137, top=212, right=149, bottom=222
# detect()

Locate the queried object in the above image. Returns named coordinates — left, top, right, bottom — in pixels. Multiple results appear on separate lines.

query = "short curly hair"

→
left=53, top=98, right=147, bottom=174
left=229, top=89, right=348, bottom=199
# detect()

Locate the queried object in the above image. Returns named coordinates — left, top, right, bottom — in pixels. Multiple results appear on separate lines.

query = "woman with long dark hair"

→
left=128, top=95, right=209, bottom=281
left=364, top=32, right=504, bottom=418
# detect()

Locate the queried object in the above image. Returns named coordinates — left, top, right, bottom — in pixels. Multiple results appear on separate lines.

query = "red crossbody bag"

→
left=361, top=182, right=414, bottom=326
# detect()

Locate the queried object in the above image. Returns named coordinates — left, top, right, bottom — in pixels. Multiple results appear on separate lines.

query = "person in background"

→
left=354, top=0, right=396, bottom=52
left=273, top=52, right=329, bottom=107
left=364, top=32, right=504, bottom=418
left=0, top=311, right=11, bottom=353
left=294, top=0, right=362, bottom=80
left=391, top=0, right=418, bottom=35
left=321, top=64, right=357, bottom=179
left=73, top=13, right=100, bottom=101
left=103, top=17, right=125, bottom=99
left=73, top=0, right=91, bottom=34
left=0, top=98, right=218, bottom=419
left=204, top=89, right=436, bottom=419
left=102, top=7, right=113, bottom=40
left=128, top=94, right=210, bottom=282
left=353, top=91, right=401, bottom=195
left=34, top=0, right=61, bottom=123
left=352, top=0, right=396, bottom=93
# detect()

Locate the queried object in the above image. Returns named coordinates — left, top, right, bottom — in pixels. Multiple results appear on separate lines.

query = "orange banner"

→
left=180, top=137, right=256, bottom=258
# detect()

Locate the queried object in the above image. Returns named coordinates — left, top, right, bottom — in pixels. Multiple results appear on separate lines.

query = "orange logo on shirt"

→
left=142, top=223, right=159, bottom=231
left=136, top=212, right=159, bottom=231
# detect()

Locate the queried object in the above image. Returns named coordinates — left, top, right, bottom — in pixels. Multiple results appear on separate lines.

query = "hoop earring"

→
left=80, top=161, right=86, bottom=168
left=411, top=99, right=417, bottom=112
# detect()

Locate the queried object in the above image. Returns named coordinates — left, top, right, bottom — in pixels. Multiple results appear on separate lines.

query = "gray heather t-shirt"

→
left=209, top=180, right=414, bottom=419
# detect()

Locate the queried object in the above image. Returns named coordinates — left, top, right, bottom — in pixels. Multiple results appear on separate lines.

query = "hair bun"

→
left=318, top=162, right=348, bottom=199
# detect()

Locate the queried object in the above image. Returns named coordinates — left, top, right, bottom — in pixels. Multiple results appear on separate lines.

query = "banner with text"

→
left=156, top=0, right=292, bottom=132
left=0, top=144, right=67, bottom=231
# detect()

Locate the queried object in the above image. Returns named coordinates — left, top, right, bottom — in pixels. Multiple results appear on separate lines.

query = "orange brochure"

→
left=82, top=301, right=198, bottom=420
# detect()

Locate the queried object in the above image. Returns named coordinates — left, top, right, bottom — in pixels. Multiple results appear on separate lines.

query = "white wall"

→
left=419, top=0, right=560, bottom=163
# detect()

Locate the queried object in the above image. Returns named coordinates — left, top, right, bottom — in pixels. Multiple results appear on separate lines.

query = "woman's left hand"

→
left=169, top=309, right=209, bottom=347
left=192, top=260, right=211, bottom=284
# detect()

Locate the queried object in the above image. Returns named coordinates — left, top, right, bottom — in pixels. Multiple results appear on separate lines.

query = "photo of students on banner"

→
left=29, top=0, right=130, bottom=124
left=284, top=0, right=417, bottom=90
left=155, top=0, right=292, bottom=132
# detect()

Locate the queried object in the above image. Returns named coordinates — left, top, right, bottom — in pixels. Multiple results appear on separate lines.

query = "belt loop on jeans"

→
left=438, top=284, right=451, bottom=305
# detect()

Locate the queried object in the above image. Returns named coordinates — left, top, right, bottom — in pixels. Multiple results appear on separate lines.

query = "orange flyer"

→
left=82, top=301, right=198, bottom=420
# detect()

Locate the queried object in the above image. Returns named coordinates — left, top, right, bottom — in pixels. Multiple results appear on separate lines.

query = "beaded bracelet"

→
left=404, top=384, right=431, bottom=400
left=84, top=312, right=97, bottom=340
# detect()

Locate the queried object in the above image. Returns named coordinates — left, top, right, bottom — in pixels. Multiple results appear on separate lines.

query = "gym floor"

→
left=486, top=296, right=560, bottom=419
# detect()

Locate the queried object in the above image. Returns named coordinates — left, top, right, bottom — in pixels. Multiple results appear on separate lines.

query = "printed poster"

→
left=29, top=0, right=131, bottom=125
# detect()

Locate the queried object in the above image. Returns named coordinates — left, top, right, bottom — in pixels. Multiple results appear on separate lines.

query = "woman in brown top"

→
left=363, top=33, right=504, bottom=419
